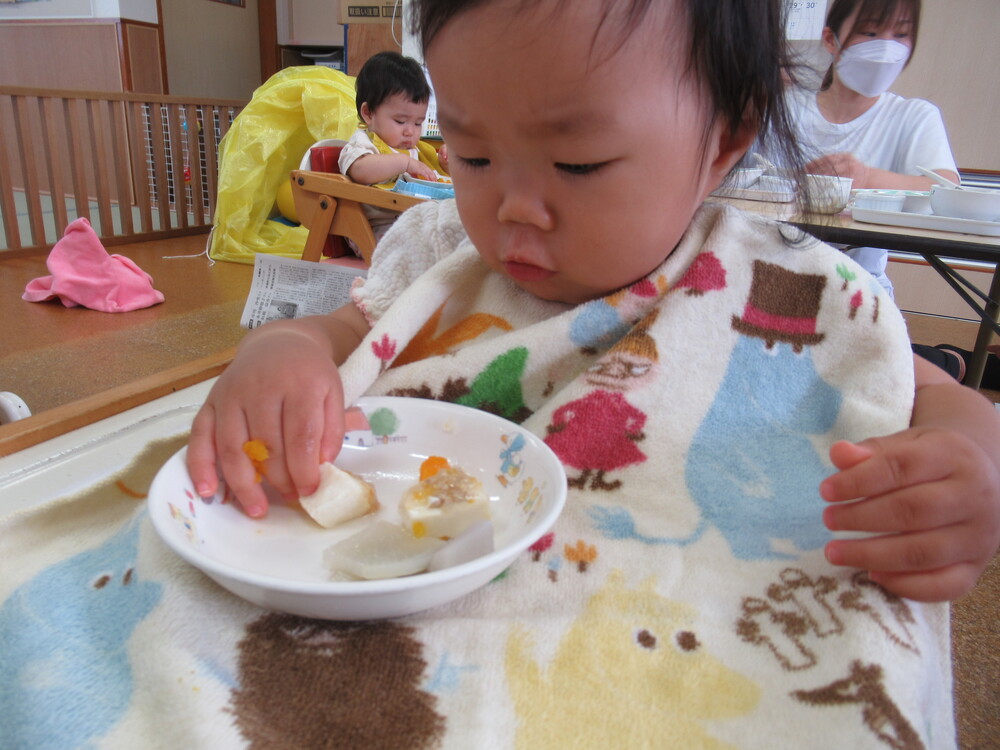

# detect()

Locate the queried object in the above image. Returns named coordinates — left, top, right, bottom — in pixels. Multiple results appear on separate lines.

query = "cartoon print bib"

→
left=0, top=203, right=954, bottom=749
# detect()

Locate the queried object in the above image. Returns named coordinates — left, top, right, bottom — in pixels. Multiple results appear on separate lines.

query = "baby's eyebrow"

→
left=527, top=112, right=614, bottom=137
left=439, top=107, right=614, bottom=138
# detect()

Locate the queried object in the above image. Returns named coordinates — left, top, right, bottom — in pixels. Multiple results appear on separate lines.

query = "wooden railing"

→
left=0, top=86, right=245, bottom=253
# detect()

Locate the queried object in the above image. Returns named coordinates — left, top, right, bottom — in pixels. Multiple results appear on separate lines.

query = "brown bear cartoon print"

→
left=231, top=613, right=445, bottom=750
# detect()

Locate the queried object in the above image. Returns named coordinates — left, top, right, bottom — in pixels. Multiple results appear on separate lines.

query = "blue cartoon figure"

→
left=569, top=277, right=662, bottom=352
left=0, top=515, right=163, bottom=749
left=497, top=432, right=526, bottom=487
left=684, top=260, right=843, bottom=559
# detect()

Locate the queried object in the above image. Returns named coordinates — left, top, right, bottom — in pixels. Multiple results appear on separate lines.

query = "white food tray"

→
left=851, top=207, right=1000, bottom=237
left=0, top=381, right=211, bottom=516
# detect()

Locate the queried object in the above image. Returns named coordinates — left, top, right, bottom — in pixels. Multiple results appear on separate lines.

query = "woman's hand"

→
left=187, top=320, right=355, bottom=519
left=805, top=152, right=872, bottom=188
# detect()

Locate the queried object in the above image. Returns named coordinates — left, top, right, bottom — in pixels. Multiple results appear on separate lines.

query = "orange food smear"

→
left=419, top=455, right=450, bottom=481
left=242, top=439, right=270, bottom=482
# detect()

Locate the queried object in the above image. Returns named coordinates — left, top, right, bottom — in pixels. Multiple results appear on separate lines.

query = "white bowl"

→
left=805, top=174, right=854, bottom=214
left=929, top=184, right=1000, bottom=222
left=756, top=175, right=796, bottom=195
left=901, top=191, right=932, bottom=214
left=148, top=397, right=567, bottom=620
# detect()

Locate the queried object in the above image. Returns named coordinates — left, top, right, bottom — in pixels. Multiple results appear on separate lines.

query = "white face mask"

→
left=834, top=38, right=910, bottom=98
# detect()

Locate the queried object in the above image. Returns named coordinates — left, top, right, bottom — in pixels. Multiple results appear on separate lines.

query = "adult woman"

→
left=789, top=0, right=958, bottom=297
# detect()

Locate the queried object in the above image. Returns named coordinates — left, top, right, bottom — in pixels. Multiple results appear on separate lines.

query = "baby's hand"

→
left=187, top=326, right=347, bottom=519
left=437, top=144, right=449, bottom=173
left=820, top=430, right=1000, bottom=602
left=406, top=157, right=439, bottom=182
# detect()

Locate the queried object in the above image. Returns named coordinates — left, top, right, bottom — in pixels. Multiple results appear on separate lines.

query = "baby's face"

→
left=426, top=0, right=743, bottom=305
left=362, top=92, right=428, bottom=150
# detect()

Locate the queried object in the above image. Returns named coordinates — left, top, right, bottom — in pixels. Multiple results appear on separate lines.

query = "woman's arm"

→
left=805, top=152, right=959, bottom=191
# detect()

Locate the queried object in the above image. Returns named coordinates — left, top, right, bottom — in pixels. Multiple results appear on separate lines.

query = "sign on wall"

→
left=786, top=0, right=826, bottom=41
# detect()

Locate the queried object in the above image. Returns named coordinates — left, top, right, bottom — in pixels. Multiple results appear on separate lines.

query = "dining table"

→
left=708, top=195, right=1000, bottom=390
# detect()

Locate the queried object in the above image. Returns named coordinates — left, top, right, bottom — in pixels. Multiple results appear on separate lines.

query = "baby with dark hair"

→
left=338, top=51, right=447, bottom=188
left=189, top=3, right=1000, bottom=742
left=336, top=51, right=449, bottom=249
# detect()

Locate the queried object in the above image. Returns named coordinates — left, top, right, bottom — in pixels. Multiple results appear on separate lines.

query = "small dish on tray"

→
left=852, top=189, right=931, bottom=214
left=148, top=397, right=566, bottom=621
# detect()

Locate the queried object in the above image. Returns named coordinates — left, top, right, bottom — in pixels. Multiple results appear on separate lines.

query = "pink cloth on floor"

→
left=22, top=218, right=165, bottom=312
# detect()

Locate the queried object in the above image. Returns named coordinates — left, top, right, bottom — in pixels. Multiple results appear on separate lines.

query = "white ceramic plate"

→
left=148, top=397, right=567, bottom=620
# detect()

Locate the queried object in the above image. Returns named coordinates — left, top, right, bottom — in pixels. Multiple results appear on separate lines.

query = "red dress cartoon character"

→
left=545, top=322, right=658, bottom=491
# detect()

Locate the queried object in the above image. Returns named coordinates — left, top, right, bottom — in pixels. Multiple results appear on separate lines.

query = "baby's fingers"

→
left=188, top=403, right=221, bottom=498
left=279, top=389, right=344, bottom=498
left=826, top=526, right=970, bottom=575
left=823, top=482, right=965, bottom=535
left=213, top=414, right=272, bottom=519
left=187, top=394, right=271, bottom=517
left=820, top=434, right=944, bottom=503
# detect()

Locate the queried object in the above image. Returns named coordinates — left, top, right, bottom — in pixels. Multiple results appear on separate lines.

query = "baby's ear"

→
left=714, top=119, right=757, bottom=175
left=703, top=118, right=757, bottom=192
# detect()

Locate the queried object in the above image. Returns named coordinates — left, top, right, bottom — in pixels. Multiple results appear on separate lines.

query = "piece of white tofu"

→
left=299, top=463, right=379, bottom=528
left=399, top=465, right=490, bottom=540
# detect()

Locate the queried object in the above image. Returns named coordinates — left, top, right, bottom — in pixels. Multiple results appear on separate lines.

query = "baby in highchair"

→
left=337, top=51, right=450, bottom=246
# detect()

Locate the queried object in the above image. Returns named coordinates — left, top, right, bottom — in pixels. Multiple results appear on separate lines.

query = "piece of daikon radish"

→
left=323, top=521, right=446, bottom=580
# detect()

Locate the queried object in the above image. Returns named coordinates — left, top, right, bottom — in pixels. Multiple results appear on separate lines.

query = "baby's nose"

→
left=497, top=182, right=555, bottom=232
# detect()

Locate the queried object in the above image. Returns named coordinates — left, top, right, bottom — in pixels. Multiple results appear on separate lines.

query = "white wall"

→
left=0, top=0, right=157, bottom=20
left=110, top=0, right=158, bottom=24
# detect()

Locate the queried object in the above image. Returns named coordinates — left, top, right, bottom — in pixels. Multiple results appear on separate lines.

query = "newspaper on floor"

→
left=240, top=254, right=367, bottom=329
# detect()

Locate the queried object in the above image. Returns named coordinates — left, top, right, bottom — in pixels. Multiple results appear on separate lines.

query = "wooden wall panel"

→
left=346, top=23, right=400, bottom=76
left=124, top=22, right=167, bottom=95
left=0, top=23, right=123, bottom=91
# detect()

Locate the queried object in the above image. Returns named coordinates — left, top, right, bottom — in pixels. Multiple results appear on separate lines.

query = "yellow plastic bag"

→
left=209, top=66, right=359, bottom=264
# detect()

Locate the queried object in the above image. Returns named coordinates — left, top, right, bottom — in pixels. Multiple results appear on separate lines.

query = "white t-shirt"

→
left=787, top=86, right=958, bottom=175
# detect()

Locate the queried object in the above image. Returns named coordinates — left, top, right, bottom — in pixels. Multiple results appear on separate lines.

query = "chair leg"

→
left=301, top=195, right=335, bottom=263
left=330, top=199, right=378, bottom=265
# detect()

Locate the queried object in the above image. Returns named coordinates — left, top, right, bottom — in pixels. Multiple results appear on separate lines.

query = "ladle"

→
left=916, top=165, right=964, bottom=189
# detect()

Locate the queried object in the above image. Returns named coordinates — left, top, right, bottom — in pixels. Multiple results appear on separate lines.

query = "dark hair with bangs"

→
left=411, top=0, right=808, bottom=209
left=354, top=51, right=431, bottom=122
left=821, top=0, right=921, bottom=90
